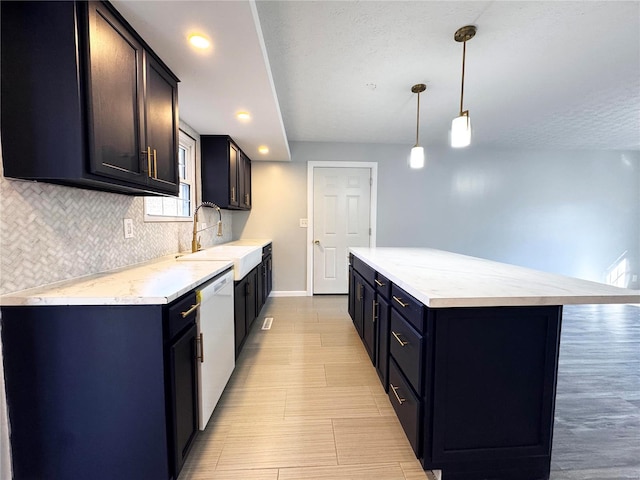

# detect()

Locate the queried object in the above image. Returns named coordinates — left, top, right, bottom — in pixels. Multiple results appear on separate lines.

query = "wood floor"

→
left=178, top=297, right=640, bottom=480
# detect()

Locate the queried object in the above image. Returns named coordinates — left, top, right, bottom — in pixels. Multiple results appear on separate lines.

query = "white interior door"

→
left=313, top=167, right=371, bottom=294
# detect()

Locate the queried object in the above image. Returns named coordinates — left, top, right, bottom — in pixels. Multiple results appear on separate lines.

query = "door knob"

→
left=314, top=240, right=320, bottom=245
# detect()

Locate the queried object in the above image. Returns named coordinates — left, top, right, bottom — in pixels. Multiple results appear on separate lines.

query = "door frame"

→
left=306, top=161, right=378, bottom=296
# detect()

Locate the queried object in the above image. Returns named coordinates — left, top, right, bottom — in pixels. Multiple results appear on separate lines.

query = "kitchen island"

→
left=348, top=247, right=639, bottom=480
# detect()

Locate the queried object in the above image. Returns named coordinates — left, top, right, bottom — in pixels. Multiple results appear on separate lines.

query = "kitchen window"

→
left=144, top=130, right=196, bottom=222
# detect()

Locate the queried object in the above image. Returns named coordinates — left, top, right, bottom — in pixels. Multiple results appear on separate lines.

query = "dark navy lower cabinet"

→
left=0, top=291, right=204, bottom=480
left=348, top=253, right=563, bottom=480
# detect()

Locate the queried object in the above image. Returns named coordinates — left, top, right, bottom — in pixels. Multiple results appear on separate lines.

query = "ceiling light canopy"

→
left=410, top=83, right=426, bottom=169
left=188, top=34, right=211, bottom=50
left=451, top=25, right=477, bottom=148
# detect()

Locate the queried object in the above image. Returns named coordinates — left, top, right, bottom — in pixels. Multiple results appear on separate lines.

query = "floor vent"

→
left=262, top=317, right=273, bottom=330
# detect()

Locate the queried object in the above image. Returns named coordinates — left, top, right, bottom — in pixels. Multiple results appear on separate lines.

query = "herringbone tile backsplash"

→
left=0, top=175, right=232, bottom=295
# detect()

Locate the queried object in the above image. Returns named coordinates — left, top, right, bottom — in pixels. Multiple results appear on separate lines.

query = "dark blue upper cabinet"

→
left=0, top=1, right=179, bottom=196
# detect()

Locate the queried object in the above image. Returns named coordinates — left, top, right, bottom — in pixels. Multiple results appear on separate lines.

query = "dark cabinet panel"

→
left=362, top=280, right=376, bottom=363
left=233, top=266, right=262, bottom=358
left=201, top=135, right=252, bottom=210
left=430, top=307, right=560, bottom=470
left=234, top=278, right=247, bottom=357
left=0, top=1, right=179, bottom=196
left=348, top=264, right=356, bottom=321
left=390, top=284, right=424, bottom=332
left=0, top=295, right=206, bottom=480
left=245, top=267, right=258, bottom=333
left=145, top=53, right=179, bottom=192
left=229, top=143, right=239, bottom=207
left=168, top=322, right=198, bottom=476
left=389, top=310, right=424, bottom=396
left=87, top=2, right=144, bottom=182
left=352, top=272, right=365, bottom=337
left=389, top=358, right=421, bottom=456
left=375, top=295, right=390, bottom=391
left=241, top=151, right=252, bottom=208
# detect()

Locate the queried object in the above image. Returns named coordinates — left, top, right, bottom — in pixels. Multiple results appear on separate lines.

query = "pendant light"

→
left=451, top=25, right=477, bottom=148
left=410, top=83, right=426, bottom=169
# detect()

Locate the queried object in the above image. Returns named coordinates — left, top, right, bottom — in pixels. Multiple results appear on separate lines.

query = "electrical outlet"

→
left=299, top=218, right=308, bottom=228
left=123, top=218, right=134, bottom=238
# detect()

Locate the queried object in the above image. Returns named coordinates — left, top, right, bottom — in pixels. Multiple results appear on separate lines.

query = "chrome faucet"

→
left=192, top=202, right=222, bottom=253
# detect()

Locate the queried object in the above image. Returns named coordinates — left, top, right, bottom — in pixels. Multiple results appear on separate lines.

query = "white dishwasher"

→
left=195, top=269, right=235, bottom=430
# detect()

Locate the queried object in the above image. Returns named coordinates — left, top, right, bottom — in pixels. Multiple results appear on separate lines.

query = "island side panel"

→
left=426, top=305, right=562, bottom=480
left=1, top=304, right=170, bottom=480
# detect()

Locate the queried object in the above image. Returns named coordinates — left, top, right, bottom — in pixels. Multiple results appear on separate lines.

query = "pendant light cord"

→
left=459, top=40, right=466, bottom=116
left=416, top=91, right=421, bottom=145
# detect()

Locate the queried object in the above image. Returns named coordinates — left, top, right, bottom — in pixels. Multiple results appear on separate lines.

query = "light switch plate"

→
left=123, top=218, right=134, bottom=238
left=299, top=218, right=308, bottom=228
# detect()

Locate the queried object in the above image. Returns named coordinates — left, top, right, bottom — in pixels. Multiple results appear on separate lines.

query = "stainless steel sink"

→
left=176, top=245, right=262, bottom=280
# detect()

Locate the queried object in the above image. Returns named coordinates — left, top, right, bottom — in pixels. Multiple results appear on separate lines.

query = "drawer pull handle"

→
left=390, top=383, right=406, bottom=405
left=392, top=331, right=408, bottom=347
left=153, top=148, right=158, bottom=179
left=393, top=295, right=409, bottom=308
left=374, top=279, right=385, bottom=287
left=181, top=302, right=200, bottom=318
left=147, top=146, right=152, bottom=177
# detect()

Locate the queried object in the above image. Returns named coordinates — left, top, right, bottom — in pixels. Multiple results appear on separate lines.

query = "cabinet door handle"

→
left=231, top=186, right=236, bottom=203
left=390, top=383, right=405, bottom=405
left=181, top=302, right=200, bottom=318
left=393, top=295, right=409, bottom=308
left=357, top=284, right=363, bottom=301
left=147, top=146, right=152, bottom=177
left=197, top=333, right=204, bottom=363
left=374, top=279, right=385, bottom=287
left=392, top=330, right=408, bottom=347
left=373, top=300, right=378, bottom=322
left=153, top=148, right=157, bottom=179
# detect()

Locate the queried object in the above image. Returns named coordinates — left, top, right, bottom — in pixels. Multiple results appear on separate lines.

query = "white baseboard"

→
left=269, top=290, right=309, bottom=297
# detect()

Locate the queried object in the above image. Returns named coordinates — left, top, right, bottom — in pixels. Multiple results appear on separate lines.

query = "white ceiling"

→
left=115, top=1, right=640, bottom=161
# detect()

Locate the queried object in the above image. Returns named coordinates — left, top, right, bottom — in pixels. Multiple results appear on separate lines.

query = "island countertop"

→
left=350, top=247, right=640, bottom=308
left=0, top=256, right=233, bottom=307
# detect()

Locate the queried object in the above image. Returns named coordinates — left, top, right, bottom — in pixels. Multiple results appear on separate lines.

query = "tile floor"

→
left=178, top=295, right=431, bottom=480
left=179, top=297, right=640, bottom=480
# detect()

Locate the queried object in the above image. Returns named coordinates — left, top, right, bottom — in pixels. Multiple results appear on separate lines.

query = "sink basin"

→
left=177, top=245, right=262, bottom=280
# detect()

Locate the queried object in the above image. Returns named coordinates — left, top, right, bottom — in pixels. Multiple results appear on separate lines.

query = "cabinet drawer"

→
left=167, top=292, right=198, bottom=339
left=390, top=284, right=424, bottom=332
left=390, top=309, right=424, bottom=395
left=374, top=272, right=391, bottom=299
left=352, top=256, right=376, bottom=287
left=388, top=357, right=421, bottom=456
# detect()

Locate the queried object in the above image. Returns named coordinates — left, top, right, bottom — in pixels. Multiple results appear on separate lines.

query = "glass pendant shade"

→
left=410, top=145, right=425, bottom=169
left=451, top=114, right=471, bottom=148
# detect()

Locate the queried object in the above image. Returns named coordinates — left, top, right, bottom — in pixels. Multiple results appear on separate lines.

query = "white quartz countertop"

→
left=350, top=247, right=640, bottom=308
left=0, top=257, right=233, bottom=306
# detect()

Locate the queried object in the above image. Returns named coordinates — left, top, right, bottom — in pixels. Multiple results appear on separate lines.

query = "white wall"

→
left=241, top=141, right=639, bottom=293
left=233, top=161, right=308, bottom=293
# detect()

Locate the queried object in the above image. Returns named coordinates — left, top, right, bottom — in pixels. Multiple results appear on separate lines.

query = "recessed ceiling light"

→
left=236, top=111, right=251, bottom=121
left=258, top=146, right=269, bottom=155
left=188, top=34, right=211, bottom=49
